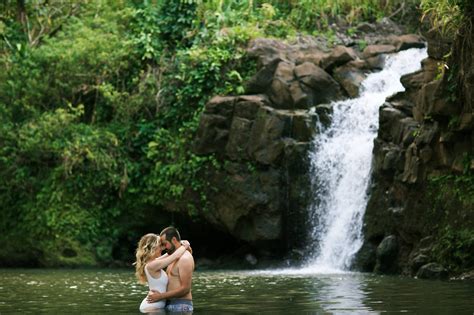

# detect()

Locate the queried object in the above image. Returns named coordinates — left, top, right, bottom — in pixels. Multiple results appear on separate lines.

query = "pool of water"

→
left=0, top=268, right=473, bottom=314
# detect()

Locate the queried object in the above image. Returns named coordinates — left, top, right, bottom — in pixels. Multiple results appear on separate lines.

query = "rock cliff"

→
left=193, top=22, right=428, bottom=260
left=357, top=15, right=473, bottom=276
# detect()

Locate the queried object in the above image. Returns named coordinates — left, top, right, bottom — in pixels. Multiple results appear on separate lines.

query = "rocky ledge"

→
left=356, top=22, right=473, bottom=278
left=192, top=20, right=426, bottom=259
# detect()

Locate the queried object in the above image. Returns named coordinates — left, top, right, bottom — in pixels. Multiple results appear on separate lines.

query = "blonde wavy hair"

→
left=134, top=233, right=161, bottom=284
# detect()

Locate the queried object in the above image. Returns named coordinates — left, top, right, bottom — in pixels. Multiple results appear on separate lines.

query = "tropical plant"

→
left=420, top=0, right=464, bottom=35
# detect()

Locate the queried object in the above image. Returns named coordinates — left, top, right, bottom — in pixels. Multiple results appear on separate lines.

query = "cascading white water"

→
left=303, top=48, right=428, bottom=273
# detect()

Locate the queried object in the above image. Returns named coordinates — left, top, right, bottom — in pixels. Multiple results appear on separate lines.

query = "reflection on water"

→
left=0, top=269, right=473, bottom=314
left=0, top=269, right=145, bottom=313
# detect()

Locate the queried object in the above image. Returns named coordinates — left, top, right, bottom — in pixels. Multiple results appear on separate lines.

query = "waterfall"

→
left=304, top=48, right=428, bottom=273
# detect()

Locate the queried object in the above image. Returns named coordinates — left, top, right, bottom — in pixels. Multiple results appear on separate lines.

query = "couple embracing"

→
left=134, top=227, right=194, bottom=313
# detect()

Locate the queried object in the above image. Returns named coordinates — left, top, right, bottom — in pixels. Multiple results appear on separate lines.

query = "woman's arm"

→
left=156, top=241, right=191, bottom=259
left=146, top=242, right=190, bottom=271
left=155, top=253, right=169, bottom=260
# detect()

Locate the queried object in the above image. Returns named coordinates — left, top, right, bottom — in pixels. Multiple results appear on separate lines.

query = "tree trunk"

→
left=16, top=0, right=26, bottom=25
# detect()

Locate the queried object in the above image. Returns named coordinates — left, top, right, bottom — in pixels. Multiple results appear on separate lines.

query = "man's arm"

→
left=147, top=255, right=194, bottom=302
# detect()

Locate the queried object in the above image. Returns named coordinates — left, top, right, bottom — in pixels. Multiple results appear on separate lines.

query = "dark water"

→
left=0, top=268, right=473, bottom=314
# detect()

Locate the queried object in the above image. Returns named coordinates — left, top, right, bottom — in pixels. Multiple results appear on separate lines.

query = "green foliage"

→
left=431, top=227, right=474, bottom=272
left=156, top=0, right=198, bottom=48
left=145, top=118, right=220, bottom=216
left=421, top=0, right=464, bottom=35
left=1, top=0, right=458, bottom=268
left=0, top=106, right=125, bottom=266
left=357, top=39, right=368, bottom=51
left=192, top=0, right=412, bottom=37
left=130, top=3, right=163, bottom=61
left=161, top=30, right=257, bottom=123
left=0, top=1, right=85, bottom=51
left=0, top=0, right=264, bottom=266
left=444, top=62, right=460, bottom=103
left=0, top=2, right=136, bottom=123
left=263, top=0, right=410, bottom=30
left=427, top=165, right=474, bottom=272
left=428, top=169, right=474, bottom=205
left=448, top=115, right=461, bottom=130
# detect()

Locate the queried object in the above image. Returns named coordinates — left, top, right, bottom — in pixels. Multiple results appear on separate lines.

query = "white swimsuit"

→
left=139, top=266, right=168, bottom=313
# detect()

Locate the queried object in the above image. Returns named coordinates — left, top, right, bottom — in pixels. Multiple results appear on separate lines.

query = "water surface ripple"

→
left=1, top=269, right=473, bottom=314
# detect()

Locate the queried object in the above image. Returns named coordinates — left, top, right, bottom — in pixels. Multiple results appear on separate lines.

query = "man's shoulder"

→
left=181, top=251, right=194, bottom=261
left=177, top=251, right=194, bottom=265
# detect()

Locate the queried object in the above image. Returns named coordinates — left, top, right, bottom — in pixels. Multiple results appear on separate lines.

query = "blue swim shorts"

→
left=166, top=299, right=193, bottom=313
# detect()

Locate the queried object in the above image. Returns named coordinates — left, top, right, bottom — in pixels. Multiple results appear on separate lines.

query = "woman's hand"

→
left=181, top=240, right=190, bottom=249
left=146, top=290, right=163, bottom=303
left=181, top=240, right=192, bottom=254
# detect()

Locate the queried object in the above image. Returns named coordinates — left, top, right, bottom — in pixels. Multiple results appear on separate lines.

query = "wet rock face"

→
left=195, top=95, right=317, bottom=243
left=375, top=235, right=399, bottom=274
left=352, top=242, right=377, bottom=272
left=416, top=263, right=448, bottom=280
left=207, top=163, right=283, bottom=242
left=360, top=22, right=474, bottom=276
left=193, top=25, right=430, bottom=248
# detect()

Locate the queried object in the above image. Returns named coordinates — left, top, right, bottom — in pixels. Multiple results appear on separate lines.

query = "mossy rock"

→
left=38, top=239, right=98, bottom=267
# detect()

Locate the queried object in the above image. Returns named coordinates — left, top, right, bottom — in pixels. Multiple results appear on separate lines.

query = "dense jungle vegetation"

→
left=0, top=0, right=470, bottom=267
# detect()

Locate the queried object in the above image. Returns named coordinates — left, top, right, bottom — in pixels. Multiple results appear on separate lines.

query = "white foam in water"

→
left=298, top=48, right=427, bottom=274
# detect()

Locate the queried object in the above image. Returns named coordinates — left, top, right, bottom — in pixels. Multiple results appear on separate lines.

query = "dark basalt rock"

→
left=416, top=263, right=448, bottom=280
left=375, top=235, right=399, bottom=274
left=194, top=20, right=474, bottom=273
left=410, top=253, right=430, bottom=275
left=361, top=19, right=473, bottom=277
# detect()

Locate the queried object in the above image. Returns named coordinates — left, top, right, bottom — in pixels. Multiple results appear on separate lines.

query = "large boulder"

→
left=247, top=38, right=290, bottom=66
left=414, top=80, right=460, bottom=120
left=295, top=50, right=328, bottom=66
left=321, top=45, right=358, bottom=72
left=225, top=117, right=253, bottom=160
left=247, top=107, right=292, bottom=165
left=375, top=235, right=399, bottom=274
left=267, top=61, right=297, bottom=109
left=353, top=242, right=377, bottom=272
left=409, top=253, right=430, bottom=275
left=390, top=34, right=426, bottom=51
left=333, top=65, right=366, bottom=97
left=425, top=30, right=452, bottom=60
left=362, top=44, right=396, bottom=58
left=246, top=58, right=282, bottom=94
left=416, top=263, right=448, bottom=280
left=195, top=96, right=235, bottom=155
left=294, top=62, right=344, bottom=105
left=208, top=163, right=283, bottom=241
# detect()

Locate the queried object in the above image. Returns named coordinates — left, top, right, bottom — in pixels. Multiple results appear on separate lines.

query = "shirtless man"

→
left=146, top=226, right=194, bottom=313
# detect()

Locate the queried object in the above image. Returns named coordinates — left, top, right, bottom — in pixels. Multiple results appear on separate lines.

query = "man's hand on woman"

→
left=146, top=290, right=163, bottom=303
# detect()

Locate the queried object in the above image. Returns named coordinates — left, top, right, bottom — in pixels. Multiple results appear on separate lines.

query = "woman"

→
left=134, top=233, right=190, bottom=313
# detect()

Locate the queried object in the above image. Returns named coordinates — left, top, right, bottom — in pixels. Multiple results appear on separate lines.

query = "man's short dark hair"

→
left=160, top=226, right=181, bottom=242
